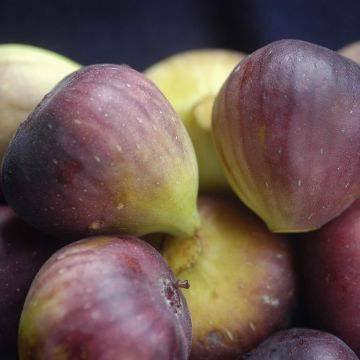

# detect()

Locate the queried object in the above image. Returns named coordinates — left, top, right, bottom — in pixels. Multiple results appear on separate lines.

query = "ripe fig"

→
left=144, top=49, right=245, bottom=193
left=242, top=328, right=359, bottom=359
left=339, top=41, right=360, bottom=64
left=0, top=43, right=80, bottom=194
left=162, top=196, right=297, bottom=359
left=2, top=64, right=200, bottom=240
left=297, top=199, right=360, bottom=355
left=0, top=205, right=62, bottom=356
left=18, top=236, right=192, bottom=360
left=212, top=39, right=360, bottom=232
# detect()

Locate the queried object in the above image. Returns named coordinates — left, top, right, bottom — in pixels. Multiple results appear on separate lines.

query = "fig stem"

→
left=175, top=279, right=190, bottom=289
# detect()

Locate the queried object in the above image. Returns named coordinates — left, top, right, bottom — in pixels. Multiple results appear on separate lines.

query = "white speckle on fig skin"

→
left=261, top=295, right=280, bottom=308
left=249, top=322, right=257, bottom=332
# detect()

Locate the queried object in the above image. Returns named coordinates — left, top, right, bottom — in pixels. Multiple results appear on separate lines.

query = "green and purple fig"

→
left=162, top=196, right=297, bottom=359
left=0, top=44, right=80, bottom=194
left=2, top=64, right=200, bottom=241
left=18, top=236, right=192, bottom=360
left=212, top=39, right=360, bottom=232
left=144, top=49, right=245, bottom=193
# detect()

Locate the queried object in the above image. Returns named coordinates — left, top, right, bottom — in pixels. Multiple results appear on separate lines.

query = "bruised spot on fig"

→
left=207, top=330, right=224, bottom=344
left=55, top=159, right=82, bottom=185
left=121, top=254, right=144, bottom=275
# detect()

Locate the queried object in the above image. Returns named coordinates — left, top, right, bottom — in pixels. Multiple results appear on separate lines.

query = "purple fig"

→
left=297, top=199, right=360, bottom=355
left=2, top=64, right=200, bottom=240
left=212, top=39, right=360, bottom=232
left=242, top=328, right=358, bottom=359
left=0, top=205, right=62, bottom=355
left=18, top=235, right=192, bottom=360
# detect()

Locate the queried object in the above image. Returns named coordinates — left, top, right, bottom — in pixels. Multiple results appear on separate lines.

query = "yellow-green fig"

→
left=144, top=49, right=246, bottom=194
left=162, top=196, right=296, bottom=360
left=338, top=41, right=360, bottom=64
left=0, top=44, right=80, bottom=195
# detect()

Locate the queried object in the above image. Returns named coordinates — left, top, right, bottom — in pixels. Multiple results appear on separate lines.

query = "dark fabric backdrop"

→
left=1, top=0, right=360, bottom=70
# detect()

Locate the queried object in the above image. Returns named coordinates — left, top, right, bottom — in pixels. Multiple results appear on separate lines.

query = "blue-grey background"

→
left=1, top=0, right=360, bottom=70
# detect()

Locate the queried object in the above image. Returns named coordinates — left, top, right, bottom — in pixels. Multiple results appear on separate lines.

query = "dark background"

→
left=1, top=0, right=360, bottom=70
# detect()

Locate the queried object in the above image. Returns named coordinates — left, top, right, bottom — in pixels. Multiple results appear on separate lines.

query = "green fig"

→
left=0, top=43, right=80, bottom=190
left=144, top=49, right=245, bottom=193
left=162, top=196, right=296, bottom=359
left=338, top=41, right=360, bottom=64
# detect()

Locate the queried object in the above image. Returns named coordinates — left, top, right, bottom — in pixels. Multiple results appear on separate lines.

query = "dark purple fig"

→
left=0, top=205, right=62, bottom=355
left=297, top=199, right=360, bottom=355
left=2, top=64, right=200, bottom=241
left=212, top=39, right=360, bottom=233
left=18, top=235, right=192, bottom=360
left=241, top=328, right=358, bottom=359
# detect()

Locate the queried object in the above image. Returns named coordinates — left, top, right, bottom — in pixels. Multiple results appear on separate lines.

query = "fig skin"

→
left=0, top=205, right=63, bottom=356
left=2, top=63, right=200, bottom=241
left=241, top=328, right=359, bottom=359
left=212, top=39, right=360, bottom=233
left=339, top=41, right=360, bottom=64
left=297, top=199, right=360, bottom=356
left=144, top=49, right=246, bottom=194
left=18, top=235, right=192, bottom=360
left=0, top=43, right=80, bottom=194
left=162, top=196, right=297, bottom=360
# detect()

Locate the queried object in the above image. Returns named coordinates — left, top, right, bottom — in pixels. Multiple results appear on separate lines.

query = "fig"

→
left=2, top=64, right=200, bottom=240
left=162, top=196, right=297, bottom=359
left=242, top=328, right=359, bottom=359
left=144, top=49, right=245, bottom=193
left=297, top=199, right=360, bottom=355
left=339, top=41, right=360, bottom=64
left=18, top=235, right=192, bottom=360
left=0, top=205, right=62, bottom=355
left=0, top=43, right=80, bottom=194
left=212, top=39, right=360, bottom=232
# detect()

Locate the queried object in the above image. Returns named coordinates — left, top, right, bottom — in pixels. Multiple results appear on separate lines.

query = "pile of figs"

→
left=1, top=39, right=360, bottom=360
